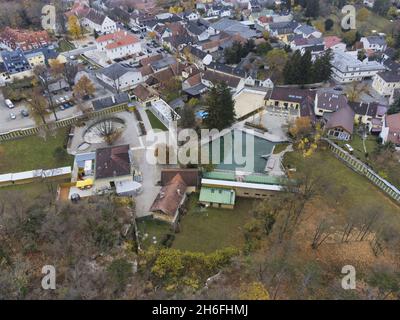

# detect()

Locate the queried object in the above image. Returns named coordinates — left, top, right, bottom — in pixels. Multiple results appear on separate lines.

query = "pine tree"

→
left=179, top=104, right=196, bottom=129
left=204, top=82, right=236, bottom=130
left=298, top=50, right=313, bottom=85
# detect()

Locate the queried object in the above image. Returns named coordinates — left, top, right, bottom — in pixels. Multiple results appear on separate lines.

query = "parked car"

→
left=9, top=112, right=16, bottom=120
left=5, top=99, right=14, bottom=109
left=20, top=110, right=29, bottom=117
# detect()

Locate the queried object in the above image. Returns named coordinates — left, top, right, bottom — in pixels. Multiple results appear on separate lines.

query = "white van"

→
left=5, top=99, right=14, bottom=109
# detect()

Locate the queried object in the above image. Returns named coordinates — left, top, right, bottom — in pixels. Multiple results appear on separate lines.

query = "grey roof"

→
left=332, top=51, right=386, bottom=73
left=186, top=21, right=207, bottom=35
left=0, top=62, right=7, bottom=73
left=366, top=35, right=386, bottom=46
left=209, top=18, right=257, bottom=38
left=348, top=101, right=383, bottom=117
left=85, top=9, right=107, bottom=25
left=188, top=45, right=207, bottom=59
left=296, top=24, right=318, bottom=36
left=150, top=56, right=177, bottom=71
left=378, top=70, right=400, bottom=83
left=317, top=92, right=349, bottom=112
left=269, top=21, right=299, bottom=34
left=183, top=83, right=208, bottom=96
left=92, top=93, right=130, bottom=110
left=208, top=62, right=246, bottom=78
left=98, top=63, right=137, bottom=80
left=48, top=79, right=69, bottom=93
left=1, top=49, right=31, bottom=74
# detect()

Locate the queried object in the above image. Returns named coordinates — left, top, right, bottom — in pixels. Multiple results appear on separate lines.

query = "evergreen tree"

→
left=388, top=98, right=400, bottom=115
left=312, top=50, right=333, bottom=83
left=204, top=82, right=236, bottom=130
left=298, top=50, right=313, bottom=85
left=304, top=0, right=320, bottom=18
left=283, top=50, right=302, bottom=84
left=179, top=104, right=196, bottom=129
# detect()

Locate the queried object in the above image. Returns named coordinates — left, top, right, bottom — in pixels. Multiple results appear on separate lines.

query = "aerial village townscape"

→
left=0, top=0, right=400, bottom=300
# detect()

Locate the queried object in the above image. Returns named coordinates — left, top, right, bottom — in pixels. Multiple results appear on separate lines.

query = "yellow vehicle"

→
left=76, top=179, right=94, bottom=190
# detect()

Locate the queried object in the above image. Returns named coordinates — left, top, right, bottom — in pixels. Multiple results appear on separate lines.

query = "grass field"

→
left=312, top=9, right=393, bottom=37
left=136, top=218, right=173, bottom=249
left=0, top=128, right=73, bottom=174
left=273, top=142, right=290, bottom=154
left=145, top=110, right=168, bottom=131
left=57, top=39, right=76, bottom=52
left=283, top=148, right=400, bottom=217
left=172, top=194, right=256, bottom=253
left=337, top=134, right=378, bottom=162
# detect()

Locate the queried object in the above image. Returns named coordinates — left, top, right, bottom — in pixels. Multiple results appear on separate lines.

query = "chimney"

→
left=111, top=95, right=116, bottom=104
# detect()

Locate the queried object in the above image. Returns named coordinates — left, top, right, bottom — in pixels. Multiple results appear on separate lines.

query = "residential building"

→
left=208, top=18, right=258, bottom=39
left=149, top=99, right=181, bottom=128
left=294, top=24, right=322, bottom=39
left=183, top=10, right=200, bottom=21
left=96, top=63, right=143, bottom=92
left=150, top=174, right=188, bottom=226
left=372, top=70, right=400, bottom=97
left=0, top=27, right=50, bottom=51
left=0, top=49, right=32, bottom=81
left=360, top=36, right=387, bottom=52
left=185, top=46, right=213, bottom=69
left=160, top=168, right=200, bottom=193
left=349, top=101, right=387, bottom=132
left=92, top=93, right=130, bottom=111
left=324, top=105, right=355, bottom=141
left=24, top=51, right=46, bottom=68
left=81, top=8, right=117, bottom=34
left=267, top=21, right=299, bottom=42
left=331, top=50, right=386, bottom=83
left=314, top=92, right=349, bottom=116
left=96, top=30, right=141, bottom=60
left=324, top=36, right=346, bottom=51
left=380, top=113, right=400, bottom=145
left=131, top=84, right=159, bottom=105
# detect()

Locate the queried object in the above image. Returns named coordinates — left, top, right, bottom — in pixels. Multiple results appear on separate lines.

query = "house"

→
left=267, top=21, right=299, bottom=42
left=208, top=18, right=258, bottom=39
left=380, top=113, right=400, bottom=145
left=131, top=84, right=159, bottom=105
left=324, top=105, right=355, bottom=141
left=92, top=93, right=130, bottom=111
left=363, top=0, right=375, bottom=8
left=25, top=45, right=66, bottom=66
left=81, top=9, right=117, bottom=34
left=185, top=46, right=212, bottom=69
left=372, top=70, right=400, bottom=97
left=265, top=87, right=316, bottom=120
left=331, top=50, right=387, bottom=83
left=360, top=36, right=387, bottom=53
left=96, top=63, right=143, bottom=92
left=162, top=34, right=194, bottom=52
left=24, top=51, right=46, bottom=68
left=349, top=101, right=387, bottom=131
left=202, top=69, right=245, bottom=94
left=95, top=145, right=132, bottom=183
left=183, top=10, right=200, bottom=21
left=150, top=174, right=188, bottom=225
left=314, top=92, right=349, bottom=117
left=0, top=49, right=32, bottom=81
left=186, top=21, right=210, bottom=42
left=0, top=27, right=50, bottom=51
left=160, top=168, right=200, bottom=193
left=294, top=24, right=322, bottom=39
left=324, top=36, right=346, bottom=51
left=96, top=30, right=141, bottom=60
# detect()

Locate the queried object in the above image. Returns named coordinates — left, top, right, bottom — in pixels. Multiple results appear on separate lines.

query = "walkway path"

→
left=265, top=144, right=293, bottom=176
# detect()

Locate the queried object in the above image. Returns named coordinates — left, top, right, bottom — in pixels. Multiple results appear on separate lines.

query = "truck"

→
left=5, top=99, right=14, bottom=109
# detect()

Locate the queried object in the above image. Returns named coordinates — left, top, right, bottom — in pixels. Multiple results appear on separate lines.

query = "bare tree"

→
left=33, top=65, right=58, bottom=121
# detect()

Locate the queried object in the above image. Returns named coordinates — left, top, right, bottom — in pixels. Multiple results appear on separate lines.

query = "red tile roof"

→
left=96, top=30, right=139, bottom=49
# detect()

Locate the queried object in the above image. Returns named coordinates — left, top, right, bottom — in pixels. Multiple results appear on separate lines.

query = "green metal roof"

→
left=243, top=174, right=284, bottom=185
left=199, top=187, right=236, bottom=205
left=203, top=171, right=236, bottom=181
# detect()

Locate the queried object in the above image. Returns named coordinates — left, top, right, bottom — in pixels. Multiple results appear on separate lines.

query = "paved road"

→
left=61, top=45, right=97, bottom=59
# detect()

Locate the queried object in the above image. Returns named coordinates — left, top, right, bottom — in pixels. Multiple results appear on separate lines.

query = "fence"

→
left=0, top=104, right=128, bottom=142
left=323, top=138, right=400, bottom=203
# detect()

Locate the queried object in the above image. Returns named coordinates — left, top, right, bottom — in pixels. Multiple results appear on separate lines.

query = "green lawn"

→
left=283, top=149, right=400, bottom=217
left=337, top=134, right=378, bottom=162
left=57, top=39, right=76, bottom=52
left=136, top=218, right=173, bottom=249
left=145, top=110, right=168, bottom=131
left=0, top=128, right=73, bottom=174
left=172, top=194, right=256, bottom=253
left=312, top=10, right=392, bottom=37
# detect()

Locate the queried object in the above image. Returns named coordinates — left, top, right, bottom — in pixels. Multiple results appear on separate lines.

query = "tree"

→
left=62, top=62, right=78, bottom=90
left=324, top=18, right=334, bottom=31
left=373, top=0, right=391, bottom=16
left=73, top=75, right=96, bottom=100
left=357, top=7, right=371, bottom=21
left=266, top=49, right=288, bottom=84
left=345, top=81, right=369, bottom=102
left=256, top=42, right=272, bottom=55
left=68, top=15, right=81, bottom=39
left=239, top=282, right=270, bottom=300
left=179, top=104, right=196, bottom=129
left=33, top=65, right=58, bottom=121
left=107, top=258, right=133, bottom=292
left=204, top=82, right=236, bottom=130
left=304, top=0, right=320, bottom=18
left=27, top=88, right=48, bottom=125
left=289, top=117, right=313, bottom=140
left=311, top=49, right=332, bottom=83
left=388, top=97, right=400, bottom=114
left=342, top=30, right=358, bottom=46
left=387, top=6, right=398, bottom=19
